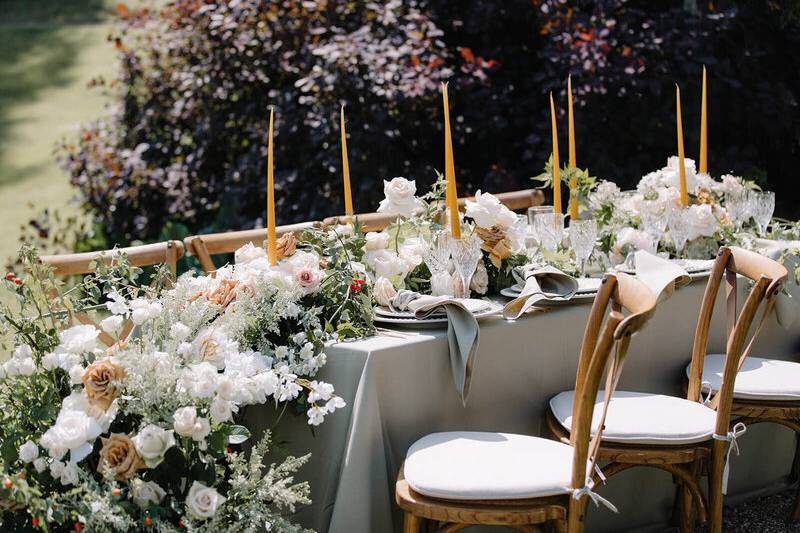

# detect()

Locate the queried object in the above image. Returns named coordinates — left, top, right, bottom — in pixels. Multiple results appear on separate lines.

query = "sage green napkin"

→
left=503, top=265, right=578, bottom=319
left=389, top=291, right=480, bottom=406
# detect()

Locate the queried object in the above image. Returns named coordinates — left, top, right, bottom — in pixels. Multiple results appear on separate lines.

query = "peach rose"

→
left=207, top=279, right=239, bottom=310
left=276, top=232, right=298, bottom=259
left=82, top=357, right=126, bottom=411
left=98, top=433, right=144, bottom=481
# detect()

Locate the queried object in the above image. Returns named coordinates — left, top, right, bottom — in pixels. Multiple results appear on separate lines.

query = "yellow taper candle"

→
left=442, top=83, right=461, bottom=238
left=567, top=76, right=579, bottom=219
left=676, top=85, right=689, bottom=207
left=549, top=92, right=563, bottom=214
left=267, top=107, right=277, bottom=265
left=340, top=105, right=354, bottom=220
left=699, top=66, right=708, bottom=175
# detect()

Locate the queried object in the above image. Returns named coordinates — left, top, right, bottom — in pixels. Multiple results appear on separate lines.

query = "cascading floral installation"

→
left=0, top=240, right=374, bottom=531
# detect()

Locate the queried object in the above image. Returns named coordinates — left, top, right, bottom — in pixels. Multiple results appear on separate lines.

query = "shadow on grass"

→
left=0, top=0, right=112, bottom=186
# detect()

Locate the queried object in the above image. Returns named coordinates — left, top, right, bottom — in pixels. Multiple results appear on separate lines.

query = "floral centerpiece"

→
left=0, top=240, right=372, bottom=531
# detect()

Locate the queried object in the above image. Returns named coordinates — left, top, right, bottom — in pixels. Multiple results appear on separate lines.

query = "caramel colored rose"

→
left=696, top=189, right=716, bottom=207
left=98, top=433, right=145, bottom=481
left=207, top=279, right=239, bottom=310
left=276, top=232, right=298, bottom=260
left=475, top=225, right=511, bottom=268
left=82, top=357, right=126, bottom=411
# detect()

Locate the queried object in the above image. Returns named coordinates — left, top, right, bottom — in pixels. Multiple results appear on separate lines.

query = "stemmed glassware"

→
left=570, top=219, right=598, bottom=277
left=725, top=189, right=752, bottom=230
left=421, top=230, right=452, bottom=276
left=639, top=199, right=668, bottom=249
left=752, top=191, right=775, bottom=236
left=533, top=213, right=565, bottom=253
left=448, top=233, right=483, bottom=299
left=667, top=206, right=690, bottom=258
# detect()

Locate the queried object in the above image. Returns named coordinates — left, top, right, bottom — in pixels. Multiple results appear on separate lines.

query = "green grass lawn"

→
left=0, top=1, right=146, bottom=263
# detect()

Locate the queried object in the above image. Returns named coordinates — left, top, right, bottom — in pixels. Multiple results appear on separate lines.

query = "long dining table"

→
left=248, top=276, right=800, bottom=533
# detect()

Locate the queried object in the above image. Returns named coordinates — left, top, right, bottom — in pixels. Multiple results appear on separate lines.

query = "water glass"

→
left=449, top=233, right=483, bottom=299
left=752, top=191, right=775, bottom=236
left=533, top=213, right=565, bottom=253
left=527, top=205, right=554, bottom=226
left=570, top=219, right=598, bottom=276
left=667, top=206, right=690, bottom=258
left=725, top=189, right=751, bottom=229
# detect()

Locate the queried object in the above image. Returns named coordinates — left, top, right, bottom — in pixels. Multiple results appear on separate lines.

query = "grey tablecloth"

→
left=247, top=279, right=800, bottom=533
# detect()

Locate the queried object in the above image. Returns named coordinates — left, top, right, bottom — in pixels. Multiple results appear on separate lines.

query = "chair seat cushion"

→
left=687, top=354, right=800, bottom=401
left=549, top=390, right=716, bottom=445
left=403, top=432, right=577, bottom=500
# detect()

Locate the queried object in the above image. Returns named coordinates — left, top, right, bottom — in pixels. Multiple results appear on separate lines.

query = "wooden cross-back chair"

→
left=184, top=222, right=316, bottom=273
left=395, top=272, right=657, bottom=533
left=684, top=246, right=791, bottom=525
left=324, top=188, right=545, bottom=232
left=39, top=240, right=185, bottom=347
left=547, top=246, right=787, bottom=533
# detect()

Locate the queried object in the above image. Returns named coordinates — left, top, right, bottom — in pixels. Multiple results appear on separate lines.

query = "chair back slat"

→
left=183, top=222, right=316, bottom=258
left=568, top=272, right=657, bottom=490
left=323, top=188, right=544, bottom=232
left=40, top=241, right=185, bottom=276
left=687, top=246, right=788, bottom=407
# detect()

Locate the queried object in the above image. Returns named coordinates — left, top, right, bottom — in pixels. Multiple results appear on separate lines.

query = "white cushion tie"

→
left=701, top=380, right=714, bottom=406
left=712, top=422, right=747, bottom=494
left=569, top=479, right=618, bottom=513
left=594, top=464, right=607, bottom=484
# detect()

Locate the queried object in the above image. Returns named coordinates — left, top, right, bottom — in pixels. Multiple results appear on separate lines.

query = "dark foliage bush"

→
left=58, top=0, right=800, bottom=248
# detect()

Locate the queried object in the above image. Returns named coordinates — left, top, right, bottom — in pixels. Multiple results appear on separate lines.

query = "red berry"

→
left=145, top=516, right=152, bottom=526
left=178, top=519, right=185, bottom=528
left=32, top=517, right=40, bottom=527
left=74, top=523, right=82, bottom=532
left=226, top=447, right=233, bottom=454
left=2, top=478, right=12, bottom=489
left=13, top=277, right=23, bottom=286
left=4, top=272, right=14, bottom=281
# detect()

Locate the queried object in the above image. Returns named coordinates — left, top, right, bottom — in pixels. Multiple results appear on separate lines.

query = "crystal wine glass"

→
left=667, top=206, right=690, bottom=258
left=752, top=191, right=775, bottom=236
left=533, top=212, right=565, bottom=253
left=421, top=229, right=452, bottom=276
left=570, top=219, right=598, bottom=277
left=449, top=233, right=483, bottom=299
left=725, top=189, right=748, bottom=229
left=639, top=199, right=668, bottom=247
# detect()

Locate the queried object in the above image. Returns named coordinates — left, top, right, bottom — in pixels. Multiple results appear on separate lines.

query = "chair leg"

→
left=707, top=441, right=727, bottom=533
left=677, top=460, right=701, bottom=532
left=404, top=512, right=423, bottom=533
left=566, top=494, right=588, bottom=533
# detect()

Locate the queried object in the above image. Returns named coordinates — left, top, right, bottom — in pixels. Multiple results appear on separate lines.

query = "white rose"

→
left=613, top=227, right=656, bottom=264
left=17, top=358, right=36, bottom=377
left=68, top=364, right=85, bottom=385
left=129, top=298, right=161, bottom=325
left=234, top=242, right=266, bottom=265
left=33, top=458, right=47, bottom=473
left=308, top=380, right=335, bottom=403
left=190, top=417, right=211, bottom=443
left=131, top=479, right=166, bottom=509
left=686, top=204, right=719, bottom=241
left=186, top=481, right=226, bottom=520
left=58, top=461, right=80, bottom=486
left=469, top=261, right=489, bottom=295
left=377, top=178, right=420, bottom=218
left=373, top=277, right=397, bottom=307
left=41, top=352, right=59, bottom=370
left=99, top=315, right=124, bottom=336
left=19, top=440, right=39, bottom=463
left=464, top=190, right=516, bottom=229
left=398, top=237, right=426, bottom=270
left=40, top=405, right=102, bottom=462
left=430, top=271, right=455, bottom=297
left=57, top=325, right=99, bottom=355
left=365, top=249, right=408, bottom=281
left=14, top=344, right=32, bottom=360
left=364, top=231, right=390, bottom=251
left=209, top=398, right=233, bottom=423
left=662, top=156, right=697, bottom=192
left=173, top=406, right=199, bottom=437
left=170, top=322, right=191, bottom=342
left=132, top=425, right=176, bottom=468
left=180, top=362, right=219, bottom=399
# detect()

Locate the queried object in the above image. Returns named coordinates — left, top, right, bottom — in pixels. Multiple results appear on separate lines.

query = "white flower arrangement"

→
left=0, top=244, right=353, bottom=531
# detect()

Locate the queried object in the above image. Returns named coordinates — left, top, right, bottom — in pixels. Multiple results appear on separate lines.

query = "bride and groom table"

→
left=248, top=271, right=800, bottom=533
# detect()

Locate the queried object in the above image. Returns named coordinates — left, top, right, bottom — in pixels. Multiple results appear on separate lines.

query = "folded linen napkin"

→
left=389, top=291, right=480, bottom=406
left=632, top=251, right=690, bottom=302
left=754, top=238, right=800, bottom=329
left=503, top=265, right=579, bottom=319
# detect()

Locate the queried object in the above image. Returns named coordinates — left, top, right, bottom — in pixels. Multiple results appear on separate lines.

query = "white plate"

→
left=374, top=298, right=490, bottom=319
left=373, top=300, right=504, bottom=327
